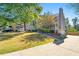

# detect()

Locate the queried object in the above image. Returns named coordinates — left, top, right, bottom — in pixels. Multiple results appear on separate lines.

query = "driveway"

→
left=3, top=35, right=79, bottom=56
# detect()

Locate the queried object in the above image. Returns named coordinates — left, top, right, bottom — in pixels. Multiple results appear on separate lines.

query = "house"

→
left=16, top=8, right=66, bottom=35
left=53, top=8, right=66, bottom=35
left=18, top=8, right=66, bottom=35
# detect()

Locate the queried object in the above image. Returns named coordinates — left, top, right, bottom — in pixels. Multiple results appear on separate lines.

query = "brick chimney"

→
left=58, top=8, right=66, bottom=35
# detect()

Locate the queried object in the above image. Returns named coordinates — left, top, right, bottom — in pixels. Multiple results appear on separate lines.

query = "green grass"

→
left=0, top=32, right=54, bottom=54
left=0, top=32, right=24, bottom=41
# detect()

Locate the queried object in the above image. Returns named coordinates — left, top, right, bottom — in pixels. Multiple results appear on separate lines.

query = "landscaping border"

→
left=67, top=32, right=79, bottom=35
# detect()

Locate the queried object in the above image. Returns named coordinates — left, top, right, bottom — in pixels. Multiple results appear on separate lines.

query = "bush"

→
left=40, top=28, right=51, bottom=33
left=59, top=34, right=66, bottom=39
left=68, top=27, right=77, bottom=32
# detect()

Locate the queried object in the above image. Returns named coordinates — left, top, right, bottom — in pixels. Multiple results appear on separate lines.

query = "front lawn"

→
left=0, top=32, right=54, bottom=54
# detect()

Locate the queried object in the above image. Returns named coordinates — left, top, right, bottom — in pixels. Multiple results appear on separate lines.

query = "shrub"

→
left=68, top=27, right=77, bottom=32
left=40, top=28, right=51, bottom=33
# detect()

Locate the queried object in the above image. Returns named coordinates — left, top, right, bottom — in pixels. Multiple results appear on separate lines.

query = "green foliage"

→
left=36, top=12, right=55, bottom=33
left=40, top=28, right=50, bottom=33
left=65, top=18, right=71, bottom=31
left=69, top=3, right=79, bottom=15
left=72, top=17, right=78, bottom=29
left=68, top=27, right=77, bottom=32
left=76, top=24, right=79, bottom=31
left=0, top=4, right=42, bottom=31
left=68, top=4, right=79, bottom=32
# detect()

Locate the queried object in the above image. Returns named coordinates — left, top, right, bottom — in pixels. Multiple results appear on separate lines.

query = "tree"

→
left=0, top=4, right=18, bottom=31
left=21, top=4, right=42, bottom=31
left=76, top=24, right=79, bottom=31
left=72, top=17, right=78, bottom=29
left=0, top=16, right=7, bottom=31
left=65, top=18, right=71, bottom=32
left=69, top=4, right=79, bottom=31
left=17, top=4, right=42, bottom=31
left=69, top=3, right=79, bottom=15
left=36, top=12, right=56, bottom=33
left=0, top=3, right=42, bottom=32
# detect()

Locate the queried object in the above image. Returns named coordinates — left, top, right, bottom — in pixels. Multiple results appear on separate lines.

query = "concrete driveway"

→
left=3, top=35, right=79, bottom=56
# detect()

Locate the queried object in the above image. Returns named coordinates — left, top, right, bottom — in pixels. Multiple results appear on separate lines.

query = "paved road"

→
left=3, top=35, right=79, bottom=56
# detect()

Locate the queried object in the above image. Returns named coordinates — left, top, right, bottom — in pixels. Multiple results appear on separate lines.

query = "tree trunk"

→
left=12, top=23, right=16, bottom=32
left=23, top=22, right=27, bottom=32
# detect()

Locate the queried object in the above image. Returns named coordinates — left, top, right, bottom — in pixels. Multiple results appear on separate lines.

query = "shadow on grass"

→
left=21, top=33, right=48, bottom=42
left=37, top=32, right=67, bottom=45
left=0, top=32, right=25, bottom=41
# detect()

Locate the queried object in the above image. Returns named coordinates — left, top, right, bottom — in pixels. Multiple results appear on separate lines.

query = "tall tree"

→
left=72, top=17, right=78, bottom=29
left=69, top=3, right=79, bottom=15
left=69, top=4, right=79, bottom=31
left=65, top=18, right=70, bottom=31
left=0, top=4, right=18, bottom=31
left=0, top=3, right=42, bottom=31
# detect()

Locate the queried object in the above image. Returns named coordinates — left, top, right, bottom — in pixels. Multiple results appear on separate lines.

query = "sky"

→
left=40, top=3, right=78, bottom=25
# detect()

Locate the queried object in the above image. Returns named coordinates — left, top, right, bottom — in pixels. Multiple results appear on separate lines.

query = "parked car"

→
left=2, top=26, right=13, bottom=32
